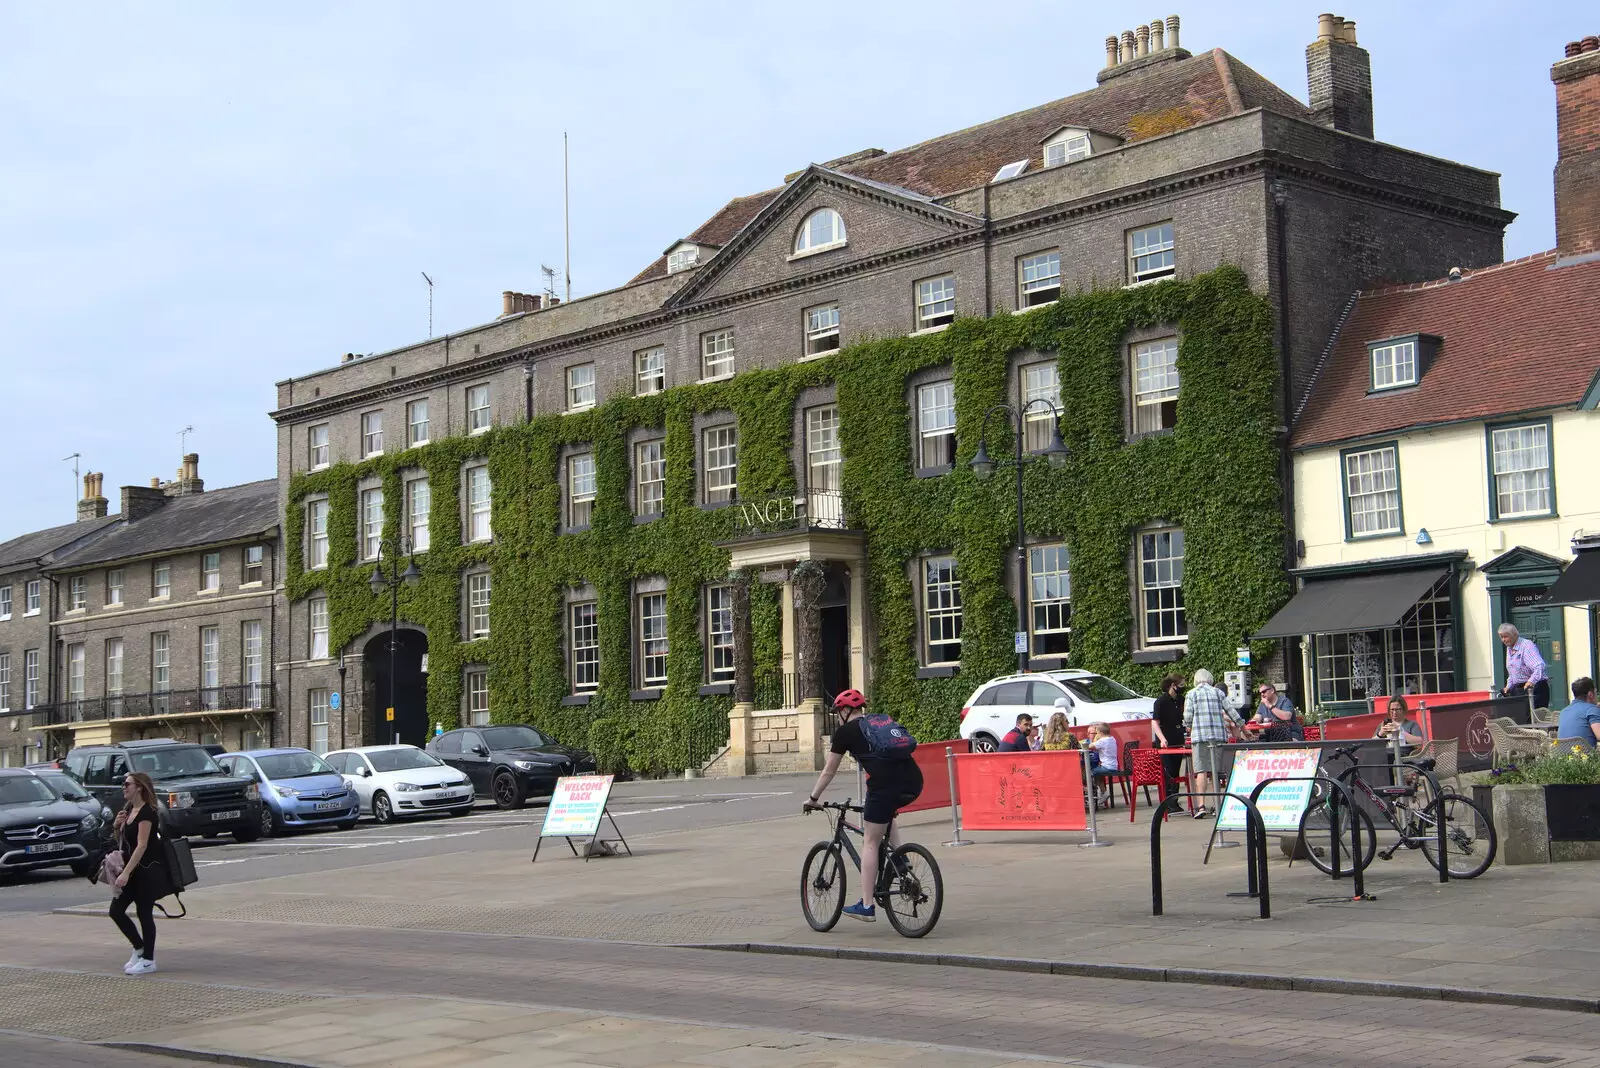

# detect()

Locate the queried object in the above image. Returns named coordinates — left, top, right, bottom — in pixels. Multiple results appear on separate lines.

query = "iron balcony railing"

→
left=30, top=684, right=276, bottom=727
left=733, top=490, right=849, bottom=535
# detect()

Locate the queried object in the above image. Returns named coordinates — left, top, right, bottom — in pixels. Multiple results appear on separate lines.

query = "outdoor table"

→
left=1523, top=721, right=1560, bottom=732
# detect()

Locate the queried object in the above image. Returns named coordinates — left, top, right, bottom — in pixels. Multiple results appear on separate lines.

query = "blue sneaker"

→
left=841, top=900, right=876, bottom=922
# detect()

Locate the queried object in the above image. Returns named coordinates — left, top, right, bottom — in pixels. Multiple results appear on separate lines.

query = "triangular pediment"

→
left=1480, top=546, right=1566, bottom=575
left=666, top=166, right=981, bottom=307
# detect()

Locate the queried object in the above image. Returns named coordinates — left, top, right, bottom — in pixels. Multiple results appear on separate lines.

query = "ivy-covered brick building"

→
left=268, top=14, right=1512, bottom=772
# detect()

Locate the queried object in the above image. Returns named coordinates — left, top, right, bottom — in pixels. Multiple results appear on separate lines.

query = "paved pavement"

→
left=0, top=1033, right=219, bottom=1067
left=2, top=772, right=1598, bottom=1067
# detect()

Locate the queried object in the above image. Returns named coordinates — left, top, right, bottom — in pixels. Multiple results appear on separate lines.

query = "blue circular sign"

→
left=329, top=692, right=342, bottom=710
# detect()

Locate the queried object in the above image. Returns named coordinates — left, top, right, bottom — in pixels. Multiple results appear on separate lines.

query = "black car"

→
left=25, top=768, right=116, bottom=843
left=0, top=769, right=104, bottom=878
left=427, top=724, right=596, bottom=808
left=61, top=739, right=265, bottom=843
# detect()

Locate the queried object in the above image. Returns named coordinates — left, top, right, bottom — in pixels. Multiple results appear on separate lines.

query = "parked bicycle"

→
left=1297, top=744, right=1497, bottom=879
left=801, top=800, right=943, bottom=938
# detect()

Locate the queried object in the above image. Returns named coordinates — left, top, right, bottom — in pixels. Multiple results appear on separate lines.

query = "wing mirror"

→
left=1054, top=696, right=1073, bottom=709
left=360, top=767, right=372, bottom=778
left=473, top=745, right=489, bottom=757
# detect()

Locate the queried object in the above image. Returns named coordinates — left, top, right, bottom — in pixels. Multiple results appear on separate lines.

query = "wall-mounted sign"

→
left=735, top=495, right=801, bottom=533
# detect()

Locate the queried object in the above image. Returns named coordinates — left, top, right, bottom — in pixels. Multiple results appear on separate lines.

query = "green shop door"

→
left=1510, top=590, right=1565, bottom=708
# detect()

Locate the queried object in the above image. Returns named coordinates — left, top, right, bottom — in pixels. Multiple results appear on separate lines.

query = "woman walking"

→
left=109, top=772, right=166, bottom=976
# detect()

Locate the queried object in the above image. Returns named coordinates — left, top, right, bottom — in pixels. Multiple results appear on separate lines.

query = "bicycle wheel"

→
left=1418, top=793, right=1497, bottom=879
left=1297, top=793, right=1376, bottom=876
left=880, top=843, right=943, bottom=938
left=800, top=841, right=846, bottom=932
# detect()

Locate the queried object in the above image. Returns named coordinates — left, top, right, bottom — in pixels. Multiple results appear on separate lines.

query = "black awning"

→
left=1543, top=550, right=1600, bottom=608
left=1251, top=567, right=1449, bottom=640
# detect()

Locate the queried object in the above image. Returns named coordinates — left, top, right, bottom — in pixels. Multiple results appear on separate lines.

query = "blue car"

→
left=217, top=749, right=360, bottom=837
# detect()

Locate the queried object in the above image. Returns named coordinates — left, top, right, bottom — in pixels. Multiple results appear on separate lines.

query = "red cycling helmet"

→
left=832, top=688, right=866, bottom=710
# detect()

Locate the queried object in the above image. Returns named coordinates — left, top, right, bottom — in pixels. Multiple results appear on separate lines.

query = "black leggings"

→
left=110, top=888, right=157, bottom=960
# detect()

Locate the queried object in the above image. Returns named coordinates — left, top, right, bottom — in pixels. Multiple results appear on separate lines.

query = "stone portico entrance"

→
left=710, top=518, right=868, bottom=777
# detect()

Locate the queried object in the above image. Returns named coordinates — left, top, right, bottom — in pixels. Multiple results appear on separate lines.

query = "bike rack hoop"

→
left=1245, top=774, right=1372, bottom=901
left=1149, top=791, right=1270, bottom=920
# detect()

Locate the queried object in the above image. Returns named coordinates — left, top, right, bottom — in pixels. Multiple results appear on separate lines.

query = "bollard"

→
left=1080, top=748, right=1112, bottom=848
left=942, top=746, right=973, bottom=847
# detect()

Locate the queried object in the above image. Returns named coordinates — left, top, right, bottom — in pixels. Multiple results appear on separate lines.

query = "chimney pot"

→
left=1120, top=30, right=1136, bottom=64
left=1135, top=24, right=1150, bottom=56
left=150, top=478, right=160, bottom=488
left=502, top=290, right=516, bottom=317
left=1340, top=20, right=1357, bottom=45
left=1165, top=14, right=1179, bottom=51
left=1317, top=12, right=1337, bottom=42
left=1583, top=36, right=1599, bottom=53
left=1104, top=35, right=1119, bottom=68
left=1150, top=19, right=1165, bottom=52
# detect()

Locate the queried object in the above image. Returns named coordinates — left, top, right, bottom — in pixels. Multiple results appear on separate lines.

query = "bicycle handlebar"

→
left=808, top=800, right=863, bottom=813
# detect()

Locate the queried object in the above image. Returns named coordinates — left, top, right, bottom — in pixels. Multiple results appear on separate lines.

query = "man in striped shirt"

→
left=1182, top=668, right=1242, bottom=819
left=1498, top=623, right=1550, bottom=711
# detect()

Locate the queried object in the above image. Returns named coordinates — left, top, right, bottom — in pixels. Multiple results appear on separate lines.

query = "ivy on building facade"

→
left=286, top=265, right=1286, bottom=772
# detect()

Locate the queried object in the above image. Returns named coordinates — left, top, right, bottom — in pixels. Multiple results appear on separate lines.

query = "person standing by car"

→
left=109, top=772, right=170, bottom=976
left=1183, top=668, right=1242, bottom=819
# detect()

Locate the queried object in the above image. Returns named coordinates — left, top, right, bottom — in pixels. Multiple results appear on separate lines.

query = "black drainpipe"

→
left=982, top=185, right=993, bottom=318
left=1271, top=179, right=1303, bottom=702
left=524, top=360, right=535, bottom=422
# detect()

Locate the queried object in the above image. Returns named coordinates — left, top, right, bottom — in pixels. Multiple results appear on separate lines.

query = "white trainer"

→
left=124, top=958, right=158, bottom=976
left=125, top=949, right=142, bottom=970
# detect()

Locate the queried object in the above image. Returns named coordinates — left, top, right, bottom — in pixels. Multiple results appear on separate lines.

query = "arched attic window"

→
left=793, top=208, right=847, bottom=255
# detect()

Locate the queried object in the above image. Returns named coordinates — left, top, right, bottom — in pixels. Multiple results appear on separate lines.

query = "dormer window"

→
left=1044, top=130, right=1092, bottom=168
left=1366, top=334, right=1440, bottom=392
left=793, top=209, right=846, bottom=256
left=667, top=245, right=700, bottom=274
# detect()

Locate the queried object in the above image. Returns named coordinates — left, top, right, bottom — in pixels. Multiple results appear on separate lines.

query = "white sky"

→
left=0, top=1, right=1589, bottom=540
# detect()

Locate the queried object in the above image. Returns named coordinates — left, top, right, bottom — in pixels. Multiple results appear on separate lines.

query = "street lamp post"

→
left=970, top=400, right=1069, bottom=673
left=336, top=651, right=347, bottom=751
left=368, top=536, right=421, bottom=744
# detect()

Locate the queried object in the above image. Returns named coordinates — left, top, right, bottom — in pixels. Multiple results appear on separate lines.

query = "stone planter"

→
left=1489, top=783, right=1600, bottom=865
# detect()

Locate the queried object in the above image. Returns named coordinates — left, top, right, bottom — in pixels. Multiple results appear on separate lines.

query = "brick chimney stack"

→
left=1306, top=13, right=1374, bottom=139
left=1553, top=35, right=1600, bottom=257
left=120, top=484, right=167, bottom=522
left=165, top=453, right=204, bottom=498
left=77, top=472, right=108, bottom=522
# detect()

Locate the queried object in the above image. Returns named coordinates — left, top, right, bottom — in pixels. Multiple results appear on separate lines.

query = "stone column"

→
left=795, top=697, right=827, bottom=771
left=727, top=702, right=755, bottom=777
left=792, top=560, right=826, bottom=703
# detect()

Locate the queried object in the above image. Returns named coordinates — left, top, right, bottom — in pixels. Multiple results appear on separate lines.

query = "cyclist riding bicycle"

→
left=802, top=689, right=923, bottom=922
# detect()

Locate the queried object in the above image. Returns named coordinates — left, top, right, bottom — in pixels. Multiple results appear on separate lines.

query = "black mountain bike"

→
left=801, top=800, right=944, bottom=938
left=1297, top=744, right=1497, bottom=879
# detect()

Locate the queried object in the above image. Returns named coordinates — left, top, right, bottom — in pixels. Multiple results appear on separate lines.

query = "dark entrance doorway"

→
left=817, top=564, right=851, bottom=704
left=362, top=628, right=429, bottom=746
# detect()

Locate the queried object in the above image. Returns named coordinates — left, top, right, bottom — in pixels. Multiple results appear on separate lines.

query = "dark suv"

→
left=426, top=724, right=595, bottom=808
left=0, top=768, right=105, bottom=878
left=62, top=739, right=264, bottom=843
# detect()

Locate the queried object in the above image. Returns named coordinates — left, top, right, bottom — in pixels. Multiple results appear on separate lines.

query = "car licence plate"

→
left=26, top=842, right=68, bottom=854
left=313, top=800, right=343, bottom=811
left=211, top=809, right=241, bottom=821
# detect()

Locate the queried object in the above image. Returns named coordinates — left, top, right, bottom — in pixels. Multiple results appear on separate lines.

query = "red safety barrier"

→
left=899, top=739, right=964, bottom=813
left=952, top=750, right=1089, bottom=831
left=1319, top=711, right=1387, bottom=740
left=1366, top=690, right=1490, bottom=715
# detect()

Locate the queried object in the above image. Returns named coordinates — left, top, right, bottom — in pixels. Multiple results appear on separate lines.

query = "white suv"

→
left=958, top=670, right=1154, bottom=752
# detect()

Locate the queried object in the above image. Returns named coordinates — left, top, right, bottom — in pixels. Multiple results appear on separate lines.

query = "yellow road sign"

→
left=385, top=707, right=395, bottom=722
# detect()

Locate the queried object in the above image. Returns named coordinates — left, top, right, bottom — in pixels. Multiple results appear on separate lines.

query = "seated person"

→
left=997, top=714, right=1036, bottom=753
left=1086, top=722, right=1119, bottom=805
left=1244, top=683, right=1304, bottom=742
left=1556, top=676, right=1600, bottom=750
left=1040, top=712, right=1079, bottom=751
left=1374, top=695, right=1426, bottom=755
